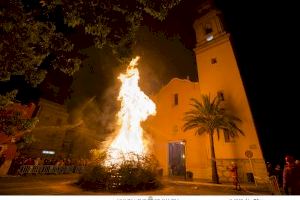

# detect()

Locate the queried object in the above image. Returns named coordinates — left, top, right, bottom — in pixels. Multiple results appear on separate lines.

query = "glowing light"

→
left=42, top=150, right=55, bottom=155
left=105, top=56, right=156, bottom=165
left=206, top=34, right=214, bottom=41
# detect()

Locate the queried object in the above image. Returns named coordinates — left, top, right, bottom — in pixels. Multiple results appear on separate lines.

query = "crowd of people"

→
left=6, top=155, right=89, bottom=176
left=2, top=152, right=300, bottom=194
left=267, top=155, right=300, bottom=195
left=225, top=155, right=300, bottom=194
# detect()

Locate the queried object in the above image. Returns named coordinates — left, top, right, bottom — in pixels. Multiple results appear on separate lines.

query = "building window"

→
left=174, top=94, right=179, bottom=106
left=211, top=58, right=217, bottom=64
left=204, top=23, right=213, bottom=35
left=217, top=91, right=224, bottom=101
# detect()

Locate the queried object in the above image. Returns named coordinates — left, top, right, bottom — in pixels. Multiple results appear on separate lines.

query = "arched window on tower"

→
left=204, top=23, right=213, bottom=35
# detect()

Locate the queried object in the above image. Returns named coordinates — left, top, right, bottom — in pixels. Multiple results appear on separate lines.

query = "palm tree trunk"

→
left=209, top=132, right=219, bottom=184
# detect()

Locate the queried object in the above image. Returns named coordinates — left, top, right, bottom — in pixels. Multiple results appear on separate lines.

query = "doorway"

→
left=168, top=141, right=186, bottom=177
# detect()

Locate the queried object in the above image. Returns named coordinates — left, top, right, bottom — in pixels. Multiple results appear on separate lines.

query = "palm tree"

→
left=183, top=94, right=244, bottom=184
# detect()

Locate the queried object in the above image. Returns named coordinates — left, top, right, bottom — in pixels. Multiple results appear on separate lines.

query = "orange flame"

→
left=105, top=56, right=156, bottom=165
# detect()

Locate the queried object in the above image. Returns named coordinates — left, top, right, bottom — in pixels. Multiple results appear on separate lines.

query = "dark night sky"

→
left=216, top=1, right=300, bottom=164
left=6, top=0, right=299, bottom=165
left=188, top=0, right=299, bottom=164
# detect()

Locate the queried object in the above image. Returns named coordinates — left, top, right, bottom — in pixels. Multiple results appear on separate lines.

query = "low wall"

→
left=18, top=165, right=85, bottom=175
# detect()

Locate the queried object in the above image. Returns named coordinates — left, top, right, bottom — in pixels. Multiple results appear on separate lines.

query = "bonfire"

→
left=105, top=56, right=156, bottom=165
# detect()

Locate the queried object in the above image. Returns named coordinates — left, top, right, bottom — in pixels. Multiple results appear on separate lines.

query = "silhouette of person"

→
left=267, top=162, right=273, bottom=177
left=273, top=164, right=283, bottom=188
left=283, top=155, right=300, bottom=194
left=228, top=162, right=241, bottom=190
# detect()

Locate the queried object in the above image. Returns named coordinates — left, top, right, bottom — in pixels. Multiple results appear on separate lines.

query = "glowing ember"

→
left=105, top=56, right=156, bottom=165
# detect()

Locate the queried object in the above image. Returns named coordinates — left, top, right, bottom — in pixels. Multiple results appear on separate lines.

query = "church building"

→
left=146, top=3, right=268, bottom=183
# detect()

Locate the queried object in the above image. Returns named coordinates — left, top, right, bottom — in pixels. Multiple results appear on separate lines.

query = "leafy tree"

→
left=39, top=0, right=181, bottom=61
left=0, top=90, right=18, bottom=108
left=1, top=0, right=181, bottom=96
left=1, top=0, right=181, bottom=87
left=0, top=90, right=38, bottom=147
left=0, top=1, right=81, bottom=87
left=0, top=0, right=181, bottom=149
left=16, top=134, right=37, bottom=150
left=183, top=94, right=244, bottom=184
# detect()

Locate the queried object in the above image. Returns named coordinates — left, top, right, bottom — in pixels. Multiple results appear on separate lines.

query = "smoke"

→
left=66, top=26, right=197, bottom=156
left=132, top=26, right=197, bottom=95
left=97, top=84, right=119, bottom=134
left=64, top=89, right=119, bottom=158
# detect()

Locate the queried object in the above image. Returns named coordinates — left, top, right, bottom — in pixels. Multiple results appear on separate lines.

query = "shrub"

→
left=77, top=154, right=161, bottom=192
left=77, top=165, right=109, bottom=190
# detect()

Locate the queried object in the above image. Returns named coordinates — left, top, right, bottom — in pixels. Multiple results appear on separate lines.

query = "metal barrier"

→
left=18, top=165, right=85, bottom=175
left=253, top=175, right=281, bottom=195
left=268, top=175, right=281, bottom=195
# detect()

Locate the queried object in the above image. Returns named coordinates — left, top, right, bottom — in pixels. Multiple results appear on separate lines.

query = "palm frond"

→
left=183, top=94, right=244, bottom=140
left=216, top=128, right=220, bottom=140
left=196, top=127, right=207, bottom=135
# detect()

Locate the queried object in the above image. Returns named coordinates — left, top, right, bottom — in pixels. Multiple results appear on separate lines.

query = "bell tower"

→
left=193, top=2, right=268, bottom=182
left=194, top=3, right=227, bottom=47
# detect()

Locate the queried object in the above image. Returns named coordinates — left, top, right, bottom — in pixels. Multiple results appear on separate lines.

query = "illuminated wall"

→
left=146, top=78, right=212, bottom=180
left=147, top=5, right=268, bottom=183
left=193, top=6, right=268, bottom=182
left=26, top=98, right=69, bottom=157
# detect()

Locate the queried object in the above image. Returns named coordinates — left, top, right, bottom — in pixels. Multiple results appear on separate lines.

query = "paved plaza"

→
left=0, top=174, right=272, bottom=195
